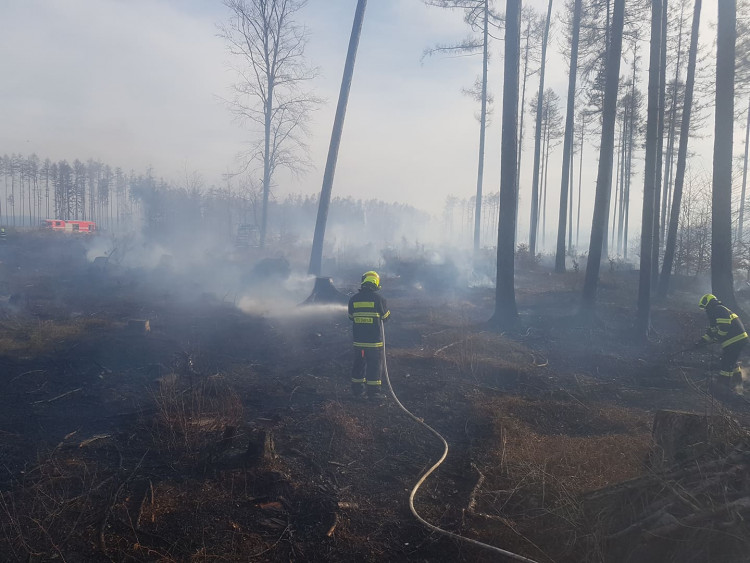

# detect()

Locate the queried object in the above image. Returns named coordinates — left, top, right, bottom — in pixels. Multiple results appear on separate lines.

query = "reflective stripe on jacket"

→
left=703, top=301, right=748, bottom=348
left=348, top=288, right=390, bottom=347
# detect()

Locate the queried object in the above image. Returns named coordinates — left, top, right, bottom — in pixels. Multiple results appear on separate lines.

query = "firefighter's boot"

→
left=366, top=381, right=384, bottom=403
left=351, top=381, right=365, bottom=399
left=731, top=371, right=744, bottom=393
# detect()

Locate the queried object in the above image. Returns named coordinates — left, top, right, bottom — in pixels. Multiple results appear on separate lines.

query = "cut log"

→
left=650, top=409, right=739, bottom=469
left=301, top=277, right=348, bottom=305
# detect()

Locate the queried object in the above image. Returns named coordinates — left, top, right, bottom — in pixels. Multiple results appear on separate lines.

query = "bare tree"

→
left=491, top=0, right=521, bottom=330
left=528, top=0, right=554, bottom=257
left=555, top=0, right=582, bottom=272
left=738, top=97, right=750, bottom=243
left=735, top=0, right=750, bottom=242
left=424, top=1, right=500, bottom=254
left=308, top=0, right=367, bottom=277
left=658, top=0, right=702, bottom=299
left=530, top=88, right=563, bottom=250
left=220, top=0, right=319, bottom=248
left=636, top=0, right=664, bottom=339
left=581, top=0, right=625, bottom=315
left=516, top=7, right=545, bottom=240
left=712, top=0, right=738, bottom=306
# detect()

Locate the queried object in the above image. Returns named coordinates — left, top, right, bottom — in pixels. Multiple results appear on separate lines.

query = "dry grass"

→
left=317, top=401, right=371, bottom=442
left=427, top=325, right=535, bottom=381
left=0, top=441, right=117, bottom=560
left=0, top=317, right=110, bottom=355
left=147, top=373, right=243, bottom=462
left=476, top=396, right=652, bottom=493
left=463, top=396, right=652, bottom=560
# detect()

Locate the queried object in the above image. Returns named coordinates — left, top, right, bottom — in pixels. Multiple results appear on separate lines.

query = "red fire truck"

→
left=42, top=219, right=97, bottom=233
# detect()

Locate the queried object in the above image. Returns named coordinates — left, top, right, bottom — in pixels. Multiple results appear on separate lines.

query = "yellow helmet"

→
left=361, top=270, right=381, bottom=290
left=699, top=293, right=716, bottom=309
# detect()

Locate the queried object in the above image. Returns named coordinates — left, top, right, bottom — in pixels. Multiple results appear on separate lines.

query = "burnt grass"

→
left=0, top=235, right=749, bottom=562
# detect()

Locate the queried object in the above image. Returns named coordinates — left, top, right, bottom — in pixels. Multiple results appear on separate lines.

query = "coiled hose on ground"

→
left=379, top=322, right=541, bottom=563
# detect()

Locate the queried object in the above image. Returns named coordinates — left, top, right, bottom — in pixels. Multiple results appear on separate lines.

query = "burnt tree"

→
left=581, top=0, right=625, bottom=315
left=491, top=0, right=521, bottom=330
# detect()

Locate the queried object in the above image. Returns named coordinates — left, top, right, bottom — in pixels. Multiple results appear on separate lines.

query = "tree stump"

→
left=650, top=409, right=736, bottom=469
left=302, top=277, right=348, bottom=305
left=246, top=429, right=276, bottom=465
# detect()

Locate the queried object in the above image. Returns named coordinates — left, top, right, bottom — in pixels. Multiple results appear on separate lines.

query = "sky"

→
left=0, top=0, right=723, bottom=251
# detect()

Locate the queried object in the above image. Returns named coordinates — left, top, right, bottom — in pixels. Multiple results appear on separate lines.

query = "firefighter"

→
left=694, top=293, right=747, bottom=391
left=0, top=228, right=6, bottom=241
left=348, top=270, right=390, bottom=400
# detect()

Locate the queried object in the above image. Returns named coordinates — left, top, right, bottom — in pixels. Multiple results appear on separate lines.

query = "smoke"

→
left=237, top=297, right=346, bottom=317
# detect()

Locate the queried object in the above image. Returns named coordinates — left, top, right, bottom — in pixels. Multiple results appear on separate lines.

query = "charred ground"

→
left=0, top=234, right=748, bottom=562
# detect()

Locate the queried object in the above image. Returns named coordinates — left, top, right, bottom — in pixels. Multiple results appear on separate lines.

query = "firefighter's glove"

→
left=693, top=340, right=707, bottom=350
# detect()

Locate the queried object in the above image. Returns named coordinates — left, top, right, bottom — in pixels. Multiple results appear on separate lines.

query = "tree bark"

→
left=528, top=0, right=553, bottom=256
left=473, top=0, right=490, bottom=254
left=636, top=0, right=664, bottom=339
left=651, top=0, right=669, bottom=288
left=516, top=15, right=533, bottom=242
left=555, top=0, right=582, bottom=273
left=581, top=0, right=625, bottom=314
left=308, top=0, right=367, bottom=276
left=737, top=96, right=750, bottom=244
left=491, top=0, right=521, bottom=330
left=712, top=0, right=737, bottom=307
left=657, top=0, right=701, bottom=300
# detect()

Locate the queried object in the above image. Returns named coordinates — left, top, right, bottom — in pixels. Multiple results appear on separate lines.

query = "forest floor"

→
left=0, top=233, right=748, bottom=562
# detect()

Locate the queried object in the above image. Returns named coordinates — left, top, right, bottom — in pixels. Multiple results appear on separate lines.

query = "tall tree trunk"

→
left=624, top=94, right=635, bottom=260
left=616, top=113, right=627, bottom=254
left=491, top=0, right=521, bottom=329
left=609, top=119, right=626, bottom=255
left=712, top=0, right=737, bottom=307
left=528, top=0, right=553, bottom=255
left=577, top=114, right=585, bottom=248
left=474, top=0, right=490, bottom=254
left=636, top=0, right=664, bottom=338
left=308, top=0, right=367, bottom=276
left=541, top=108, right=550, bottom=248
left=651, top=0, right=669, bottom=288
left=568, top=140, right=574, bottom=250
left=515, top=23, right=532, bottom=242
left=738, top=96, right=750, bottom=243
left=260, top=83, right=273, bottom=248
left=661, top=4, right=685, bottom=245
left=555, top=0, right=582, bottom=272
left=658, top=0, right=702, bottom=299
left=581, top=0, right=625, bottom=314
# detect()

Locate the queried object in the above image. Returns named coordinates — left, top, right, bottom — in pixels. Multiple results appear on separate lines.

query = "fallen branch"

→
left=79, top=434, right=111, bottom=448
left=326, top=514, right=338, bottom=537
left=9, top=369, right=45, bottom=383
left=135, top=480, right=154, bottom=530
left=32, top=387, right=82, bottom=405
left=433, top=341, right=461, bottom=356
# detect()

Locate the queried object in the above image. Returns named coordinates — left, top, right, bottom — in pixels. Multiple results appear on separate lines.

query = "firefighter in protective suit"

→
left=348, top=271, right=390, bottom=400
left=695, top=293, right=747, bottom=391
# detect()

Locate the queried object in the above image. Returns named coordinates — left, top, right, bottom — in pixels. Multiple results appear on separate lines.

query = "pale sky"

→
left=0, top=0, right=724, bottom=250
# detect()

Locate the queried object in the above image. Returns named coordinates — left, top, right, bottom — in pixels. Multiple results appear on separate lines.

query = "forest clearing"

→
left=0, top=233, right=747, bottom=562
left=2, top=0, right=750, bottom=561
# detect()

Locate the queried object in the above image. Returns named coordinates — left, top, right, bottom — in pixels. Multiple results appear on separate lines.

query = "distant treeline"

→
left=0, top=153, right=431, bottom=250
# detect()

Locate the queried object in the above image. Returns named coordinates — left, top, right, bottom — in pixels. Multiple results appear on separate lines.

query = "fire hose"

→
left=379, top=321, right=541, bottom=563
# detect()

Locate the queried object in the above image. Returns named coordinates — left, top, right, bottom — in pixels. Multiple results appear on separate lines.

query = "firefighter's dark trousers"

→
left=719, top=339, right=747, bottom=381
left=351, top=347, right=383, bottom=397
